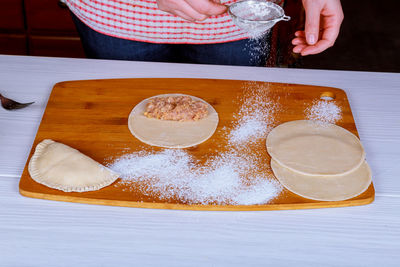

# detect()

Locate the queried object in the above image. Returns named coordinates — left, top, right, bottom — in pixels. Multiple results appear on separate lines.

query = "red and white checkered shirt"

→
left=66, top=0, right=252, bottom=44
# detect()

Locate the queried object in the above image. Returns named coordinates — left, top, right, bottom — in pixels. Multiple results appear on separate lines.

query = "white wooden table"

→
left=1, top=55, right=399, bottom=266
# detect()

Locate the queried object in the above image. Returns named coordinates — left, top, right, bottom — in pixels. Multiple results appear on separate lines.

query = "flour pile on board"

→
left=111, top=149, right=280, bottom=205
left=228, top=84, right=279, bottom=144
left=305, top=99, right=342, bottom=124
left=108, top=83, right=281, bottom=205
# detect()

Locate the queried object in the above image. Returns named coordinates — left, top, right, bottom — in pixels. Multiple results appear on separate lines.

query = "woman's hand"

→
left=157, top=0, right=227, bottom=22
left=292, top=0, right=344, bottom=56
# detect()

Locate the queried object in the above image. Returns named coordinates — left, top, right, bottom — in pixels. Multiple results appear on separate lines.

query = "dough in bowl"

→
left=266, top=120, right=365, bottom=176
left=28, top=139, right=119, bottom=192
left=128, top=94, right=219, bottom=148
left=271, top=158, right=372, bottom=201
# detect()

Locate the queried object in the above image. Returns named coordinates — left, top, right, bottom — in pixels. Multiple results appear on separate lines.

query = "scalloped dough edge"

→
left=28, top=139, right=119, bottom=192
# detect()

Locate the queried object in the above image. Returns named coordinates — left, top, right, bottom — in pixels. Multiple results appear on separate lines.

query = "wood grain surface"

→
left=19, top=78, right=375, bottom=210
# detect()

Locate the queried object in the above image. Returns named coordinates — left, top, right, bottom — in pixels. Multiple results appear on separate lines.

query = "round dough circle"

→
left=128, top=94, right=219, bottom=148
left=271, top=158, right=372, bottom=201
left=266, top=120, right=365, bottom=176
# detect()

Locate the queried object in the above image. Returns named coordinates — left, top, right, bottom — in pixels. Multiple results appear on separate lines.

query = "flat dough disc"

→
left=128, top=94, right=219, bottom=148
left=266, top=120, right=365, bottom=176
left=271, top=159, right=372, bottom=201
left=28, top=139, right=120, bottom=192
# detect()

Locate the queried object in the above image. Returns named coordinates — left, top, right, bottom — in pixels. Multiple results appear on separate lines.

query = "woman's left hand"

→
left=292, top=0, right=344, bottom=56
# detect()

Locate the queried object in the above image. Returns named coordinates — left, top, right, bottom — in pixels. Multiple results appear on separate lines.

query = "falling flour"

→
left=305, top=99, right=342, bottom=124
left=108, top=83, right=282, bottom=205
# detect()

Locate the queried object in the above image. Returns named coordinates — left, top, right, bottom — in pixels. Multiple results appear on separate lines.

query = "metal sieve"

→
left=229, top=0, right=290, bottom=38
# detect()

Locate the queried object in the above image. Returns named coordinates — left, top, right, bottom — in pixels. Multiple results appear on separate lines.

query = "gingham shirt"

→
left=65, top=0, right=252, bottom=44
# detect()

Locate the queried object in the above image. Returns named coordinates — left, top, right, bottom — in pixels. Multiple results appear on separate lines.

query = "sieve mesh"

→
left=229, top=0, right=290, bottom=38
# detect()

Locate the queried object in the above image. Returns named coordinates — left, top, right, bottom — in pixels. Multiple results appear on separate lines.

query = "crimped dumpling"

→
left=28, top=139, right=119, bottom=192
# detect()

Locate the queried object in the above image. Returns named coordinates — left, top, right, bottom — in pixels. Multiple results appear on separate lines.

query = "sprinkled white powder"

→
left=111, top=149, right=280, bottom=205
left=228, top=84, right=279, bottom=145
left=320, top=96, right=334, bottom=101
left=109, top=83, right=282, bottom=206
left=243, top=36, right=271, bottom=67
left=229, top=116, right=268, bottom=144
left=305, top=100, right=342, bottom=124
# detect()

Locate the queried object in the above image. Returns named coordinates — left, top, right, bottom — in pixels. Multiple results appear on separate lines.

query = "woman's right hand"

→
left=157, top=0, right=227, bottom=22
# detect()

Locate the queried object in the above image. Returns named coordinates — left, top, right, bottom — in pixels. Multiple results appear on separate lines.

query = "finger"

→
left=178, top=1, right=209, bottom=21
left=301, top=23, right=340, bottom=55
left=293, top=44, right=307, bottom=54
left=303, top=0, right=322, bottom=45
left=301, top=38, right=335, bottom=55
left=186, top=0, right=227, bottom=16
left=292, top=37, right=307, bottom=45
left=174, top=10, right=197, bottom=21
left=158, top=0, right=208, bottom=21
left=295, top=31, right=305, bottom=37
left=300, top=38, right=331, bottom=55
left=300, top=41, right=328, bottom=55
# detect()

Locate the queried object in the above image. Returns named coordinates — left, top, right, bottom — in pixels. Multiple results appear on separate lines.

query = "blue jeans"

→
left=71, top=13, right=271, bottom=66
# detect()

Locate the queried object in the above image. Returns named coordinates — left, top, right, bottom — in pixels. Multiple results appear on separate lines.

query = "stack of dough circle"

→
left=266, top=120, right=372, bottom=201
left=128, top=93, right=219, bottom=148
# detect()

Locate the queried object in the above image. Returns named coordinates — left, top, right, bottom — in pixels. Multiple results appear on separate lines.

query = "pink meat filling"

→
left=144, top=96, right=209, bottom=121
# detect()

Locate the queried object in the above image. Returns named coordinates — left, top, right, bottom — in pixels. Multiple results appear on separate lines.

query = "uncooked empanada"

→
left=28, top=139, right=119, bottom=192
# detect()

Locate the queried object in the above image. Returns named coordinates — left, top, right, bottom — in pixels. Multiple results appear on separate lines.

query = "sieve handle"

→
left=281, top=15, right=291, bottom=21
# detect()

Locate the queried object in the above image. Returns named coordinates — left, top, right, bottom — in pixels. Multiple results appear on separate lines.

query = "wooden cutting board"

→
left=19, top=78, right=375, bottom=210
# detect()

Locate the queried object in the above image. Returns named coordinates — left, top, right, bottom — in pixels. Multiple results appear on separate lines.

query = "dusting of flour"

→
left=305, top=99, right=342, bottom=124
left=228, top=84, right=279, bottom=145
left=108, top=83, right=282, bottom=205
left=111, top=149, right=280, bottom=205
